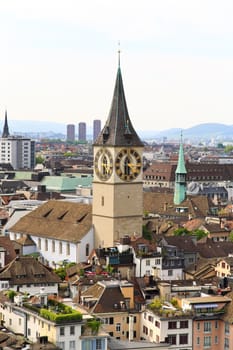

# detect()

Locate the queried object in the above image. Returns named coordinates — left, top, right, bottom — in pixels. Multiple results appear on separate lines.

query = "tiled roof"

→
left=196, top=239, right=233, bottom=259
left=143, top=192, right=211, bottom=218
left=0, top=256, right=61, bottom=285
left=10, top=199, right=92, bottom=243
left=81, top=281, right=128, bottom=313
left=161, top=235, right=197, bottom=253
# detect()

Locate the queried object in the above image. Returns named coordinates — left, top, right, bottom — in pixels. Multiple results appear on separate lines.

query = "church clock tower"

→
left=92, top=56, right=144, bottom=248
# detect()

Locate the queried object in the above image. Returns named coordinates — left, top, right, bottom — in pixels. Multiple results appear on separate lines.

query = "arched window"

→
left=66, top=243, right=70, bottom=256
left=59, top=242, right=62, bottom=254
left=86, top=244, right=89, bottom=256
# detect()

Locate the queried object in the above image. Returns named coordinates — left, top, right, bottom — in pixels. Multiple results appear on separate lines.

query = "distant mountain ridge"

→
left=1, top=120, right=233, bottom=141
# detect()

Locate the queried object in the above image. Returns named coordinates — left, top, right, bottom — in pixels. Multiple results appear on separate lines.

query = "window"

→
left=96, top=339, right=103, bottom=349
left=86, top=243, right=89, bottom=256
left=168, top=269, right=173, bottom=276
left=69, top=341, right=75, bottom=350
left=57, top=342, right=65, bottom=350
left=149, top=329, right=153, bottom=337
left=52, top=240, right=55, bottom=252
left=204, top=321, right=211, bottom=333
left=60, top=327, right=65, bottom=336
left=215, top=336, right=218, bottom=344
left=143, top=326, right=148, bottom=335
left=204, top=336, right=211, bottom=347
left=101, top=196, right=104, bottom=206
left=179, top=334, right=188, bottom=345
left=9, top=319, right=12, bottom=325
left=225, top=322, right=229, bottom=334
left=38, top=238, right=41, bottom=250
left=224, top=337, right=229, bottom=349
left=155, top=320, right=160, bottom=328
left=168, top=321, right=177, bottom=329
left=197, top=322, right=200, bottom=330
left=146, top=259, right=150, bottom=266
left=197, top=337, right=200, bottom=345
left=45, top=239, right=48, bottom=251
left=66, top=243, right=70, bottom=256
left=116, top=323, right=121, bottom=332
left=148, top=315, right=153, bottom=323
left=70, top=326, right=75, bottom=335
left=19, top=318, right=21, bottom=325
left=215, top=320, right=218, bottom=329
left=180, top=320, right=188, bottom=328
left=59, top=242, right=62, bottom=254
left=28, top=328, right=31, bottom=336
left=168, top=334, right=176, bottom=345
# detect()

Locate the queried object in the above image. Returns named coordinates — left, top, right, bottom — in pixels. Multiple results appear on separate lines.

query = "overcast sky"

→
left=1, top=0, right=233, bottom=132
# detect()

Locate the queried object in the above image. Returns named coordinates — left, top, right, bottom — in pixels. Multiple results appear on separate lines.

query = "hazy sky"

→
left=1, top=0, right=233, bottom=132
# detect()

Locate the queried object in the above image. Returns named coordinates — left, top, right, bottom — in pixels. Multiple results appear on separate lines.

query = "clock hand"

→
left=127, top=163, right=139, bottom=173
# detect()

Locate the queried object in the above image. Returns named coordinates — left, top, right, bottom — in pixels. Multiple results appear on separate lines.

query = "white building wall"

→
left=0, top=251, right=5, bottom=268
left=141, top=309, right=192, bottom=349
left=10, top=283, right=58, bottom=296
left=135, top=256, right=162, bottom=277
left=0, top=279, right=9, bottom=290
left=77, top=227, right=94, bottom=262
left=158, top=268, right=183, bottom=281
left=22, top=245, right=37, bottom=255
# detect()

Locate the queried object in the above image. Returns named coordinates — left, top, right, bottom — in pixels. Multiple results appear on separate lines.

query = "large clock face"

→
left=94, top=148, right=113, bottom=181
left=115, top=148, right=142, bottom=181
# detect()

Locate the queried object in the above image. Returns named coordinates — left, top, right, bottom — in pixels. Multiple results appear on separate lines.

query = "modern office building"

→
left=66, top=124, right=75, bottom=142
left=78, top=122, right=86, bottom=142
left=0, top=111, right=35, bottom=170
left=93, top=119, right=101, bottom=142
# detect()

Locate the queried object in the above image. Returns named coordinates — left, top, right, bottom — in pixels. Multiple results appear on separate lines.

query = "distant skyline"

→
left=1, top=1, right=233, bottom=132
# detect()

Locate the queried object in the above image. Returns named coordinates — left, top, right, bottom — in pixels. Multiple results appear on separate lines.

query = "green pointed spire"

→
left=174, top=132, right=187, bottom=205
left=176, top=132, right=187, bottom=175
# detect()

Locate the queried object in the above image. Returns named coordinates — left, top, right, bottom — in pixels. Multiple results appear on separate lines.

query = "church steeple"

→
left=2, top=110, right=10, bottom=138
left=94, top=57, right=143, bottom=148
left=174, top=132, right=187, bottom=205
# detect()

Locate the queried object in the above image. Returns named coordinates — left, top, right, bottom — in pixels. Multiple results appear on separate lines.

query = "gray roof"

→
left=94, top=65, right=143, bottom=148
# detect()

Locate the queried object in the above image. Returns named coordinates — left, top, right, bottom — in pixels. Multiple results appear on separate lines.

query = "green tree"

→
left=224, top=145, right=233, bottom=153
left=55, top=267, right=66, bottom=281
left=143, top=225, right=152, bottom=240
left=36, top=155, right=44, bottom=164
left=173, top=228, right=189, bottom=236
left=193, top=229, right=208, bottom=240
left=229, top=231, right=233, bottom=242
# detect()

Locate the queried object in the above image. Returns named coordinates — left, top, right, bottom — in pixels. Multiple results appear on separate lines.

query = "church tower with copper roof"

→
left=92, top=56, right=144, bottom=248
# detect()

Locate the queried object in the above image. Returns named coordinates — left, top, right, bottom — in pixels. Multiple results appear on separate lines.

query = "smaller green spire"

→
left=176, top=131, right=187, bottom=174
left=174, top=131, right=187, bottom=205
